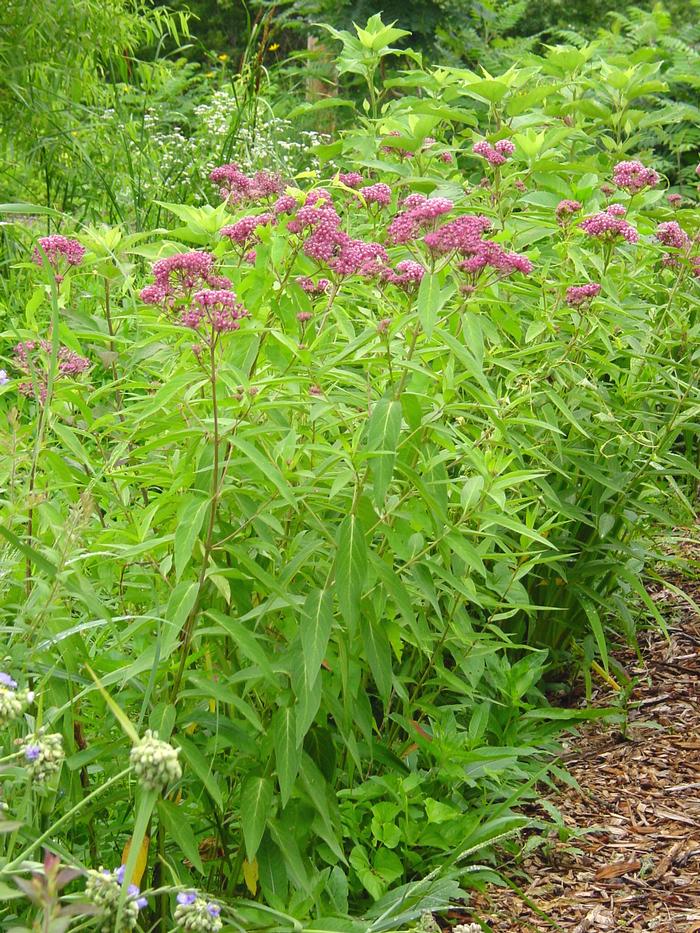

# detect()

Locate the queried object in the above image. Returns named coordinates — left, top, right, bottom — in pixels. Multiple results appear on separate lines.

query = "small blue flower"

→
left=24, top=744, right=41, bottom=761
left=0, top=672, right=17, bottom=689
left=207, top=903, right=221, bottom=917
left=115, top=865, right=126, bottom=884
left=0, top=370, right=9, bottom=387
left=127, top=883, right=147, bottom=909
left=177, top=891, right=197, bottom=905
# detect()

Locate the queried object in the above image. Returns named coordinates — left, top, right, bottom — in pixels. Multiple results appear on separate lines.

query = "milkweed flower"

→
left=655, top=221, right=689, bottom=250
left=613, top=160, right=659, bottom=193
left=386, top=195, right=453, bottom=244
left=423, top=214, right=492, bottom=253
left=359, top=183, right=392, bottom=207
left=381, top=259, right=425, bottom=288
left=21, top=732, right=64, bottom=782
left=32, top=235, right=85, bottom=281
left=566, top=283, right=602, bottom=307
left=296, top=276, right=330, bottom=294
left=140, top=252, right=233, bottom=309
left=174, top=891, right=223, bottom=932
left=14, top=340, right=90, bottom=403
left=85, top=867, right=147, bottom=931
left=130, top=730, right=182, bottom=791
left=556, top=199, right=582, bottom=218
left=273, top=195, right=297, bottom=215
left=494, top=139, right=515, bottom=156
left=338, top=172, right=363, bottom=188
left=667, top=193, right=682, bottom=208
left=209, top=163, right=282, bottom=205
left=472, top=140, right=506, bottom=166
left=220, top=212, right=275, bottom=248
left=180, top=290, right=249, bottom=335
left=580, top=208, right=638, bottom=243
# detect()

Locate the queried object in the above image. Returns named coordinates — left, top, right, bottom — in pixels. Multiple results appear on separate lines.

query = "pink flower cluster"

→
left=14, top=339, right=90, bottom=403
left=296, top=276, right=330, bottom=295
left=359, top=183, right=392, bottom=207
left=287, top=190, right=388, bottom=278
left=381, top=260, right=425, bottom=289
left=655, top=221, right=689, bottom=250
left=209, top=163, right=282, bottom=205
left=423, top=214, right=492, bottom=253
left=273, top=195, right=297, bottom=215
left=31, top=235, right=85, bottom=281
left=140, top=252, right=230, bottom=307
left=566, top=283, right=601, bottom=307
left=179, top=290, right=249, bottom=333
left=387, top=195, right=454, bottom=245
left=667, top=193, right=682, bottom=208
left=420, top=213, right=532, bottom=278
left=556, top=200, right=582, bottom=218
left=580, top=206, right=638, bottom=243
left=612, top=160, right=659, bottom=194
left=220, top=213, right=275, bottom=248
left=473, top=139, right=515, bottom=166
left=339, top=172, right=363, bottom=189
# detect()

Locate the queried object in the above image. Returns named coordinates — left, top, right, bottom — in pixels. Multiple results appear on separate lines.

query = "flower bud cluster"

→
left=174, top=891, right=223, bottom=932
left=129, top=730, right=182, bottom=790
left=85, top=867, right=147, bottom=932
left=0, top=673, right=34, bottom=727
left=21, top=732, right=64, bottom=782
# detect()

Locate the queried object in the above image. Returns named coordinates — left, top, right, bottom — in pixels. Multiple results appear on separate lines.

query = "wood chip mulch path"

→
left=453, top=572, right=700, bottom=932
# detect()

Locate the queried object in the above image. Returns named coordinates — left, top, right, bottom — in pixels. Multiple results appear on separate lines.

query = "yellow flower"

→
left=204, top=71, right=215, bottom=78
left=218, top=53, right=229, bottom=62
left=268, top=43, right=280, bottom=52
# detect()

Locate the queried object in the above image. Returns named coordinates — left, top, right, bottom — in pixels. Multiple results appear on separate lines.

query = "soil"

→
left=449, top=566, right=700, bottom=932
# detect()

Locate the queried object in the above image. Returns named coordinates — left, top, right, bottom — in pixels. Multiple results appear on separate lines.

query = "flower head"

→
left=130, top=730, right=182, bottom=791
left=338, top=172, right=363, bottom=189
left=381, top=259, right=425, bottom=289
left=32, top=236, right=85, bottom=279
left=579, top=209, right=638, bottom=243
left=667, top=193, right=682, bottom=208
left=556, top=199, right=582, bottom=218
left=210, top=163, right=282, bottom=205
left=566, top=283, right=601, bottom=307
left=13, top=340, right=90, bottom=403
left=220, top=213, right=275, bottom=248
left=174, top=890, right=223, bottom=932
left=613, top=160, right=659, bottom=193
left=359, top=183, right=392, bottom=207
left=86, top=867, right=147, bottom=931
left=21, top=732, right=64, bottom=782
left=472, top=140, right=506, bottom=166
left=656, top=221, right=689, bottom=250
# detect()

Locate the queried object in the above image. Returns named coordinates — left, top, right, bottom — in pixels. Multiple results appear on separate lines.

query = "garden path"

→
left=453, top=563, right=700, bottom=932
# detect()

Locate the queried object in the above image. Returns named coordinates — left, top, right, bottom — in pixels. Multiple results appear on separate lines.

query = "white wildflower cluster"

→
left=453, top=924, right=483, bottom=933
left=174, top=891, right=223, bottom=932
left=129, top=730, right=182, bottom=790
left=21, top=732, right=63, bottom=782
left=0, top=672, right=34, bottom=727
left=85, top=867, right=147, bottom=932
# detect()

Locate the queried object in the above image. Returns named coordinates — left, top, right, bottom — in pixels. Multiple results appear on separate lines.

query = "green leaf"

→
left=416, top=273, right=441, bottom=337
left=175, top=735, right=224, bottom=810
left=157, top=799, right=204, bottom=873
left=174, top=495, right=209, bottom=582
left=299, top=589, right=334, bottom=690
left=240, top=775, right=274, bottom=861
left=273, top=706, right=300, bottom=807
left=335, top=514, right=367, bottom=633
left=359, top=614, right=392, bottom=703
left=367, top=398, right=402, bottom=506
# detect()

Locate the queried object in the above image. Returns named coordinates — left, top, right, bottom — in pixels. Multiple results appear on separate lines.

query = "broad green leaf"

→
left=367, top=398, right=402, bottom=506
left=335, top=514, right=367, bottom=632
left=240, top=775, right=274, bottom=861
